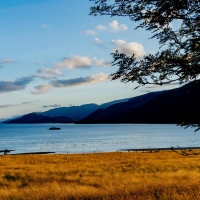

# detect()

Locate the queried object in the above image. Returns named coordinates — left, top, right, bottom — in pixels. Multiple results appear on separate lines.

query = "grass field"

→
left=0, top=150, right=200, bottom=200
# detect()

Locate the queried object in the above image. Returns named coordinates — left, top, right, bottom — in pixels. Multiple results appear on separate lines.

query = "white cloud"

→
left=93, top=38, right=107, bottom=49
left=111, top=39, right=146, bottom=58
left=85, top=30, right=97, bottom=36
left=108, top=20, right=128, bottom=32
left=31, top=84, right=53, bottom=95
left=53, top=56, right=110, bottom=69
left=93, top=38, right=102, bottom=44
left=50, top=72, right=109, bottom=88
left=35, top=68, right=62, bottom=80
left=52, top=56, right=92, bottom=69
left=93, top=20, right=128, bottom=33
left=95, top=25, right=107, bottom=31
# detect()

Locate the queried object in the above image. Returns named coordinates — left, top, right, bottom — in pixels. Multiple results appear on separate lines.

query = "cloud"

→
left=37, top=68, right=62, bottom=75
left=93, top=38, right=107, bottom=49
left=0, top=101, right=35, bottom=108
left=93, top=38, right=102, bottom=44
left=42, top=103, right=61, bottom=108
left=111, top=39, right=146, bottom=58
left=53, top=56, right=110, bottom=69
left=85, top=30, right=97, bottom=36
left=108, top=20, right=128, bottom=32
left=95, top=25, right=107, bottom=31
left=50, top=72, right=109, bottom=88
left=0, top=76, right=34, bottom=94
left=32, top=73, right=109, bottom=94
left=1, top=59, right=17, bottom=64
left=41, top=24, right=51, bottom=29
left=94, top=20, right=128, bottom=33
left=35, top=68, right=62, bottom=80
left=52, top=56, right=92, bottom=69
left=31, top=84, right=52, bottom=95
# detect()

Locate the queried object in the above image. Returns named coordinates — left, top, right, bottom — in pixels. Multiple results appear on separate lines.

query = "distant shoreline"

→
left=4, top=146, right=200, bottom=156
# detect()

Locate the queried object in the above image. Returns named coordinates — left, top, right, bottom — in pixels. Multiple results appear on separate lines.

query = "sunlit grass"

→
left=0, top=150, right=200, bottom=199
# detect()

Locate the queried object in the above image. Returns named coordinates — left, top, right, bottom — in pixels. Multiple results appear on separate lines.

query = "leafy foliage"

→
left=90, top=0, right=200, bottom=86
left=90, top=0, right=200, bottom=129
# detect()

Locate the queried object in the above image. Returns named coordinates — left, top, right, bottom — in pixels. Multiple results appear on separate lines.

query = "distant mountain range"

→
left=2, top=97, right=131, bottom=124
left=41, top=98, right=131, bottom=121
left=2, top=112, right=74, bottom=124
left=3, top=82, right=200, bottom=124
left=78, top=82, right=200, bottom=124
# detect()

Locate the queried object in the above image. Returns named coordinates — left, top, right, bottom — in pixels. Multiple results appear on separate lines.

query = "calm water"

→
left=0, top=124, right=199, bottom=154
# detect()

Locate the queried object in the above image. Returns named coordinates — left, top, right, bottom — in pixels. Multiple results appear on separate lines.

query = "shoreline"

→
left=4, top=146, right=200, bottom=156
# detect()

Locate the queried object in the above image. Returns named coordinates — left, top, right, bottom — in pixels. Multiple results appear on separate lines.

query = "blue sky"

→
left=0, top=0, right=180, bottom=119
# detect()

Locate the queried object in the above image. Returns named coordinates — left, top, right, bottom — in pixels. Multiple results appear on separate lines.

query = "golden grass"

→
left=0, top=150, right=200, bottom=199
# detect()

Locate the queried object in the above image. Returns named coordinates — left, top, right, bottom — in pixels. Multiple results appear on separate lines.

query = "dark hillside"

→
left=78, top=82, right=200, bottom=124
left=78, top=91, right=166, bottom=123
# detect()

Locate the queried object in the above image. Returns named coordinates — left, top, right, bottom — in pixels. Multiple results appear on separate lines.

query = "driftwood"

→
left=171, top=146, right=200, bottom=156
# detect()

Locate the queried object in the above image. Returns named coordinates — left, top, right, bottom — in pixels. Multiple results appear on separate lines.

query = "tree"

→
left=90, top=0, right=200, bottom=130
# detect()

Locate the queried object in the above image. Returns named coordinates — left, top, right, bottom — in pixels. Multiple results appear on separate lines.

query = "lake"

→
left=0, top=124, right=199, bottom=154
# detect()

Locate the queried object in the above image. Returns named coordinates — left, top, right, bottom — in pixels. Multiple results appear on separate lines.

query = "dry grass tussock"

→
left=0, top=151, right=200, bottom=199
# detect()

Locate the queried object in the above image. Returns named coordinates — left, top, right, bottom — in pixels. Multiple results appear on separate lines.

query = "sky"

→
left=0, top=0, right=180, bottom=119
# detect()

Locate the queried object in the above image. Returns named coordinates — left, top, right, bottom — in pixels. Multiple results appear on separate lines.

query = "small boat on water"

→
left=48, top=127, right=61, bottom=130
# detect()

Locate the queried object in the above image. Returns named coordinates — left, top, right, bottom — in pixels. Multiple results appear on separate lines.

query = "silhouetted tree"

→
left=90, top=0, right=200, bottom=130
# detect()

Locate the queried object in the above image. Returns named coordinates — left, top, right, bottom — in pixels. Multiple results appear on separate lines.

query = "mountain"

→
left=99, top=97, right=131, bottom=109
left=78, top=82, right=200, bottom=124
left=0, top=115, right=21, bottom=123
left=42, top=104, right=99, bottom=121
left=0, top=118, right=8, bottom=123
left=1, top=98, right=132, bottom=124
left=78, top=91, right=165, bottom=123
left=2, top=112, right=74, bottom=124
left=42, top=98, right=131, bottom=120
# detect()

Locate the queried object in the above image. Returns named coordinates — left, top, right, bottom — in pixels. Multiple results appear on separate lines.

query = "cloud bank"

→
left=0, top=76, right=34, bottom=94
left=50, top=72, right=108, bottom=88
left=32, top=73, right=108, bottom=95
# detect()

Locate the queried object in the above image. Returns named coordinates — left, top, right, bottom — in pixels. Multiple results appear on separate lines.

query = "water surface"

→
left=0, top=124, right=199, bottom=154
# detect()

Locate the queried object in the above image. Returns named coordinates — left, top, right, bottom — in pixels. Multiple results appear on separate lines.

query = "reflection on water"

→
left=0, top=124, right=199, bottom=154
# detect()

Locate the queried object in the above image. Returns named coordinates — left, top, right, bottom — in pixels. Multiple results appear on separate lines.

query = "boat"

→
left=48, top=127, right=61, bottom=130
